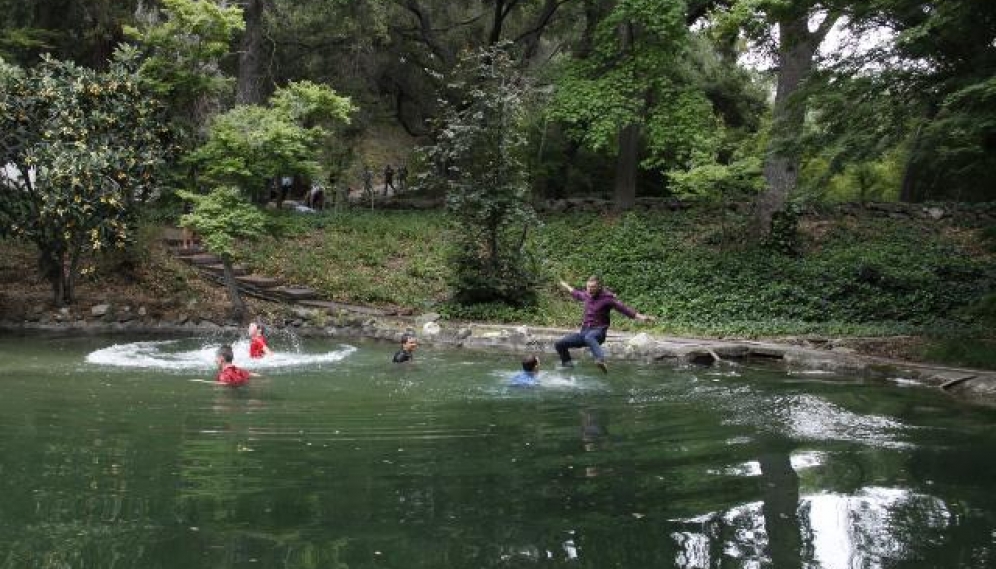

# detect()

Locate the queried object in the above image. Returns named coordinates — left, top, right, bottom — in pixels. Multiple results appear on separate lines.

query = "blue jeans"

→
left=555, top=327, right=607, bottom=364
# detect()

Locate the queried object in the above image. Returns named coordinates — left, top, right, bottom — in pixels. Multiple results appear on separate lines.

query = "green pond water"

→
left=0, top=332, right=994, bottom=569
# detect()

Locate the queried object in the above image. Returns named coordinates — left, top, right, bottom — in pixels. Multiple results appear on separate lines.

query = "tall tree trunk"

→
left=516, top=0, right=564, bottom=65
left=759, top=447, right=803, bottom=567
left=237, top=0, right=266, bottom=105
left=613, top=123, right=639, bottom=211
left=489, top=0, right=507, bottom=45
left=899, top=124, right=924, bottom=203
left=222, top=258, right=247, bottom=322
left=754, top=11, right=835, bottom=235
left=612, top=20, right=638, bottom=212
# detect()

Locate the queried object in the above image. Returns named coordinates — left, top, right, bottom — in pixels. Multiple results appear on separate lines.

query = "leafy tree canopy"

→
left=177, top=186, right=267, bottom=262
left=188, top=81, right=355, bottom=201
left=0, top=47, right=169, bottom=305
left=124, top=0, right=245, bottom=123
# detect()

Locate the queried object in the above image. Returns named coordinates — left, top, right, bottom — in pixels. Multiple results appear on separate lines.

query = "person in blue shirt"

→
left=509, top=354, right=540, bottom=387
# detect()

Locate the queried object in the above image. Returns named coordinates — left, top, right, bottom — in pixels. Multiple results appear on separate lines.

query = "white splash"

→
left=85, top=339, right=356, bottom=371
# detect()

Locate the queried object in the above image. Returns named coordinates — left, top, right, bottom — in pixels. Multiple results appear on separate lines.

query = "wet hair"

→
left=521, top=354, right=539, bottom=373
left=401, top=332, right=417, bottom=345
left=216, top=344, right=234, bottom=363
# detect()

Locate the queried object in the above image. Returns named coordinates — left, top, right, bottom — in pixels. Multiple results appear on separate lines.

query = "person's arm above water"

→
left=558, top=279, right=584, bottom=301
left=610, top=297, right=656, bottom=322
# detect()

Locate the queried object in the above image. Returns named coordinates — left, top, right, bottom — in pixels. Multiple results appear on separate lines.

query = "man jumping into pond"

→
left=555, top=275, right=655, bottom=373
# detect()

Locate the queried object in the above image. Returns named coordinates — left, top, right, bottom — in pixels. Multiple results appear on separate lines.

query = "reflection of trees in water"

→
left=667, top=465, right=985, bottom=568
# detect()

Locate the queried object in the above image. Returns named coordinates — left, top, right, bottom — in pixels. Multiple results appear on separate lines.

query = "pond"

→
left=0, top=332, right=994, bottom=569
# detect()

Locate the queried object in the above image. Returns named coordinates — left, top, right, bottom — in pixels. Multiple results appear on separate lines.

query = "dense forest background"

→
left=4, top=0, right=995, bottom=206
left=1, top=1, right=995, bottom=363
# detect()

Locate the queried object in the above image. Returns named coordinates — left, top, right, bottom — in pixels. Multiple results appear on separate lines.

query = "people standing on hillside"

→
left=383, top=164, right=395, bottom=196
left=215, top=345, right=254, bottom=387
left=180, top=201, right=198, bottom=251
left=306, top=184, right=325, bottom=211
left=397, top=163, right=408, bottom=193
left=361, top=165, right=373, bottom=199
left=555, top=275, right=655, bottom=373
left=249, top=321, right=272, bottom=359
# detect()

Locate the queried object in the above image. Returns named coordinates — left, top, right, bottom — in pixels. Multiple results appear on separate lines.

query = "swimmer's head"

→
left=521, top=354, right=539, bottom=373
left=400, top=333, right=418, bottom=352
left=216, top=345, right=234, bottom=364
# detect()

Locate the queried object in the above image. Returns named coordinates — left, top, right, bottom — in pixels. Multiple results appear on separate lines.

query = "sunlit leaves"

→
left=0, top=53, right=169, bottom=304
left=177, top=186, right=267, bottom=262
left=124, top=0, right=244, bottom=107
left=188, top=81, right=354, bottom=201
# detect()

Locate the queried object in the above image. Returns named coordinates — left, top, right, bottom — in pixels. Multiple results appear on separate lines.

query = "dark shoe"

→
left=595, top=360, right=608, bottom=374
left=559, top=361, right=574, bottom=369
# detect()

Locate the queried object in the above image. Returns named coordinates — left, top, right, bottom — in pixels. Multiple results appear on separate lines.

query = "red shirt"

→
left=217, top=365, right=251, bottom=387
left=249, top=336, right=268, bottom=359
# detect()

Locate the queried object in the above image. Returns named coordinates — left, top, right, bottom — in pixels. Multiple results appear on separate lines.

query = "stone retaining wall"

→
left=3, top=312, right=994, bottom=408
left=382, top=195, right=996, bottom=224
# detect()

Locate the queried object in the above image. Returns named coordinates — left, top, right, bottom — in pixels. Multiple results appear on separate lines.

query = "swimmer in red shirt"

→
left=215, top=345, right=254, bottom=387
left=248, top=321, right=272, bottom=359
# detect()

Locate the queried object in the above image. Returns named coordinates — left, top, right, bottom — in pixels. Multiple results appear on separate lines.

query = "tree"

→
left=236, top=0, right=267, bottom=104
left=0, top=0, right=139, bottom=68
left=177, top=186, right=267, bottom=320
left=717, top=0, right=840, bottom=233
left=187, top=80, right=354, bottom=202
left=804, top=0, right=996, bottom=203
left=549, top=0, right=729, bottom=210
left=124, top=0, right=244, bottom=136
left=0, top=49, right=169, bottom=306
left=418, top=45, right=540, bottom=307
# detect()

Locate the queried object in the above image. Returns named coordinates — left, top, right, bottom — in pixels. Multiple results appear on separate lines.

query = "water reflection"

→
left=672, top=472, right=961, bottom=568
left=1, top=336, right=995, bottom=568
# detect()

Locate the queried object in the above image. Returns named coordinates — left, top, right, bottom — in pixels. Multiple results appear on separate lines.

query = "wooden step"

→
left=271, top=286, right=317, bottom=301
left=202, top=263, right=249, bottom=277
left=237, top=275, right=283, bottom=288
left=183, top=253, right=222, bottom=266
left=300, top=300, right=394, bottom=316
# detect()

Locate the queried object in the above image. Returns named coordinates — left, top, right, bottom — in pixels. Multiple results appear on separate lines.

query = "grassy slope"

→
left=243, top=208, right=995, bottom=347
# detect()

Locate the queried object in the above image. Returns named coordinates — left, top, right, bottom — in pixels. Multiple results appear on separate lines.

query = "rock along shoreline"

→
left=3, top=314, right=995, bottom=408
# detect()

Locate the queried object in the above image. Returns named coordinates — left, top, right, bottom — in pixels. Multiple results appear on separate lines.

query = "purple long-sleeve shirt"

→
left=571, top=288, right=638, bottom=328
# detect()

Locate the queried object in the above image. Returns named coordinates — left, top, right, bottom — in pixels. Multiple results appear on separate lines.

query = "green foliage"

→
left=548, top=0, right=698, bottom=159
left=177, top=186, right=267, bottom=262
left=418, top=45, right=541, bottom=307
left=247, top=211, right=450, bottom=308
left=269, top=80, right=355, bottom=127
left=540, top=212, right=995, bottom=335
left=668, top=156, right=765, bottom=201
left=921, top=339, right=996, bottom=371
left=188, top=81, right=354, bottom=201
left=765, top=207, right=800, bottom=256
left=241, top=208, right=996, bottom=338
left=805, top=0, right=996, bottom=202
left=547, top=3, right=768, bottom=200
left=0, top=51, right=169, bottom=305
left=0, top=0, right=136, bottom=67
left=124, top=0, right=244, bottom=113
left=123, top=0, right=245, bottom=197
